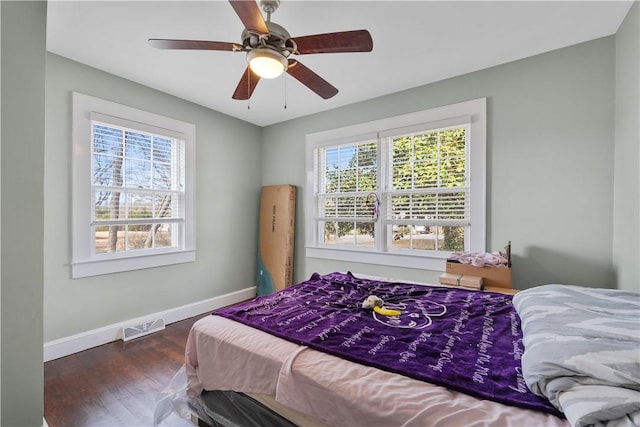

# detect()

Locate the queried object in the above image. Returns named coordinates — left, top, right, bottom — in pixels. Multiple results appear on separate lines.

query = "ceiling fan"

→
left=148, top=0, right=373, bottom=101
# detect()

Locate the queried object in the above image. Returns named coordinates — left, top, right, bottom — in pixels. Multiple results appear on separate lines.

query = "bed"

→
left=154, top=271, right=639, bottom=427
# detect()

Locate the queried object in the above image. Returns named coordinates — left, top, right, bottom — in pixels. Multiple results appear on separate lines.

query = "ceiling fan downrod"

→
left=259, top=0, right=280, bottom=22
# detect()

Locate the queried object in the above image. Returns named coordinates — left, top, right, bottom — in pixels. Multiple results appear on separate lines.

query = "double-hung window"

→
left=305, top=98, right=486, bottom=271
left=72, top=93, right=195, bottom=278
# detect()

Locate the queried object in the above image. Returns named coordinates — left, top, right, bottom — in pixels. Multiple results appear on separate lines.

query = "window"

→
left=72, top=93, right=195, bottom=278
left=305, top=98, right=486, bottom=271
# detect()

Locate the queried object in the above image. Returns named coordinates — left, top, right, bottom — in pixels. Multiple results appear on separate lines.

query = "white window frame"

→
left=71, top=92, right=196, bottom=278
left=305, top=98, right=486, bottom=271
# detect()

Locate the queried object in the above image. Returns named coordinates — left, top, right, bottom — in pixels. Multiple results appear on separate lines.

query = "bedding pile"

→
left=215, top=271, right=561, bottom=416
left=513, top=285, right=640, bottom=427
left=448, top=251, right=509, bottom=267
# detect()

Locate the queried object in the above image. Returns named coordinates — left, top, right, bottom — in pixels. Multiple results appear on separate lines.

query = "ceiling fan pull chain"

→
left=247, top=68, right=251, bottom=109
left=284, top=75, right=287, bottom=109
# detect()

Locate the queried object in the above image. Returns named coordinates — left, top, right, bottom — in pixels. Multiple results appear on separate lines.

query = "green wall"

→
left=262, top=36, right=619, bottom=290
left=613, top=1, right=640, bottom=293
left=0, top=1, right=2, bottom=420
left=44, top=54, right=262, bottom=341
left=1, top=2, right=46, bottom=425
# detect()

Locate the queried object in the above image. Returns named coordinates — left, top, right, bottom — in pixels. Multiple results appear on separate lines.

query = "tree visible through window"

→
left=388, top=127, right=467, bottom=252
left=321, top=141, right=377, bottom=247
left=92, top=123, right=184, bottom=255
left=317, top=127, right=468, bottom=252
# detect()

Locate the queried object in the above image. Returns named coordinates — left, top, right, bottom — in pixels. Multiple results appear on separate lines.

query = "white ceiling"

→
left=47, top=1, right=633, bottom=127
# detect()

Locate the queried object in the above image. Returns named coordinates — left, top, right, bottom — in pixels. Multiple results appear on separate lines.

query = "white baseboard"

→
left=44, top=286, right=256, bottom=362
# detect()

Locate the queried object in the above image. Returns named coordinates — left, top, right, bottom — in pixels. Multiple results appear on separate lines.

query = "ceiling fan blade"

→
left=291, top=30, right=373, bottom=55
left=286, top=60, right=338, bottom=99
left=229, top=0, right=269, bottom=34
left=232, top=66, right=261, bottom=100
left=149, top=39, right=242, bottom=52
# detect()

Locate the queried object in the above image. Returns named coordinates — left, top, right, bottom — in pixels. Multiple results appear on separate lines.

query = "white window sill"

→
left=71, top=249, right=196, bottom=278
left=305, top=246, right=450, bottom=271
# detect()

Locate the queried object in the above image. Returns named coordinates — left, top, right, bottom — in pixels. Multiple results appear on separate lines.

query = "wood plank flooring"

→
left=44, top=313, right=210, bottom=427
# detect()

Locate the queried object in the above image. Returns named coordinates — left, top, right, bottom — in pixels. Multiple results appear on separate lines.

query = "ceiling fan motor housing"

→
left=241, top=21, right=292, bottom=53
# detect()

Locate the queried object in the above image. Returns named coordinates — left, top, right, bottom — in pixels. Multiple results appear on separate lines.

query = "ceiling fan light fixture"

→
left=247, top=48, right=288, bottom=79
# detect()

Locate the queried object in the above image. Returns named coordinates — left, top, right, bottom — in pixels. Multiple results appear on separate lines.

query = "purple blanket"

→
left=214, top=272, right=561, bottom=416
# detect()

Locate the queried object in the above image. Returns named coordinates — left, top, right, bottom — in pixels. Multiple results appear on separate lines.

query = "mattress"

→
left=185, top=315, right=569, bottom=427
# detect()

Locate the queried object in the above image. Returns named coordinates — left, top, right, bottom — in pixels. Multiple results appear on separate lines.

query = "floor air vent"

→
left=121, top=318, right=166, bottom=341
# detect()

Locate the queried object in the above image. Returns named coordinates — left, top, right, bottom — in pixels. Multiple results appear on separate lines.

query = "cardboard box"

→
left=445, top=262, right=512, bottom=289
left=439, top=272, right=484, bottom=290
left=256, top=185, right=296, bottom=295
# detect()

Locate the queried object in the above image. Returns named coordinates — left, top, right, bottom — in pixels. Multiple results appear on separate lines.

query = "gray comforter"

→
left=513, top=284, right=640, bottom=427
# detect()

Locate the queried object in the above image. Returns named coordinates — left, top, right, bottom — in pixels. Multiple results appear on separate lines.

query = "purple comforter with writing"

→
left=214, top=272, right=561, bottom=416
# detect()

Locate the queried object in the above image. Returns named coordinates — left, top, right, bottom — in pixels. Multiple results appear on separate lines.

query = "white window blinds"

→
left=90, top=114, right=186, bottom=254
left=382, top=120, right=470, bottom=228
left=305, top=98, right=485, bottom=269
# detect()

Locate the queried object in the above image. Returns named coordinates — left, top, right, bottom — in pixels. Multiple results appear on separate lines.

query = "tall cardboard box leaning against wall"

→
left=257, top=185, right=296, bottom=295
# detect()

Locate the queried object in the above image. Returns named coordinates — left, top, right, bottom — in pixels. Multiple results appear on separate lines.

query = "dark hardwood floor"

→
left=44, top=313, right=210, bottom=427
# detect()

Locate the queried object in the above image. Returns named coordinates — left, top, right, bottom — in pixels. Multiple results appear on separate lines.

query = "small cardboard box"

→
left=256, top=185, right=296, bottom=295
left=439, top=272, right=484, bottom=290
left=445, top=262, right=512, bottom=289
